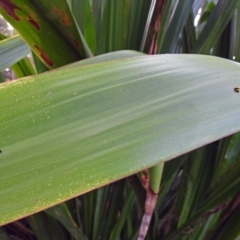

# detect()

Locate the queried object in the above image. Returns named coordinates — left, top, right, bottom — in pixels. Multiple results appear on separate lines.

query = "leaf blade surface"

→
left=1, top=53, right=240, bottom=225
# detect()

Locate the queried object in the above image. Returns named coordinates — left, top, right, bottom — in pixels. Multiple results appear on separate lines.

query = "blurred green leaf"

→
left=193, top=0, right=240, bottom=54
left=110, top=189, right=135, bottom=240
left=96, top=0, right=131, bottom=53
left=0, top=72, right=4, bottom=83
left=164, top=150, right=240, bottom=239
left=213, top=198, right=240, bottom=240
left=45, top=203, right=88, bottom=240
left=0, top=229, right=12, bottom=240
left=160, top=0, right=194, bottom=53
left=11, top=57, right=36, bottom=78
left=94, top=0, right=150, bottom=54
left=0, top=1, right=88, bottom=68
left=32, top=0, right=92, bottom=58
left=182, top=11, right=196, bottom=53
left=68, top=0, right=96, bottom=54
left=27, top=212, right=68, bottom=240
left=229, top=7, right=240, bottom=62
left=0, top=33, right=36, bottom=78
left=0, top=35, right=30, bottom=71
left=199, top=2, right=216, bottom=24
left=32, top=51, right=49, bottom=74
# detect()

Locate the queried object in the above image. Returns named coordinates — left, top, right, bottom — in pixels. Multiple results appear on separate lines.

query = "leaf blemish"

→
left=72, top=39, right=79, bottom=47
left=0, top=0, right=21, bottom=21
left=28, top=16, right=40, bottom=30
left=53, top=6, right=61, bottom=15
left=34, top=45, right=53, bottom=66
left=0, top=150, right=2, bottom=153
left=62, top=12, right=71, bottom=25
left=52, top=7, right=71, bottom=25
left=234, top=87, right=240, bottom=93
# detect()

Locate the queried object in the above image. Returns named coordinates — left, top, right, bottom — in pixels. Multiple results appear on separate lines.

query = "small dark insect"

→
left=234, top=87, right=240, bottom=93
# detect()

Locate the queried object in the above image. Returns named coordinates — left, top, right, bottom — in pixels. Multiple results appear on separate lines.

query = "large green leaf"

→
left=1, top=52, right=240, bottom=226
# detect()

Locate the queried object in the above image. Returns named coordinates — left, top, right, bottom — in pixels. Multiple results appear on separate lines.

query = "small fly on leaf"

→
left=234, top=87, right=240, bottom=93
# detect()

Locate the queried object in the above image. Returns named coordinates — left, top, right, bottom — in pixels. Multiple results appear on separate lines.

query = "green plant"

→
left=1, top=0, right=240, bottom=239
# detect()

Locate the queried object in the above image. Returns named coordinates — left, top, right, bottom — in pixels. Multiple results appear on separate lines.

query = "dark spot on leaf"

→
left=62, top=13, right=71, bottom=25
left=234, top=87, right=240, bottom=93
left=53, top=6, right=61, bottom=15
left=52, top=7, right=71, bottom=25
left=0, top=150, right=2, bottom=153
left=72, top=39, right=79, bottom=47
left=0, top=0, right=21, bottom=21
left=29, top=16, right=40, bottom=30
left=35, top=199, right=38, bottom=202
left=34, top=45, right=53, bottom=66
